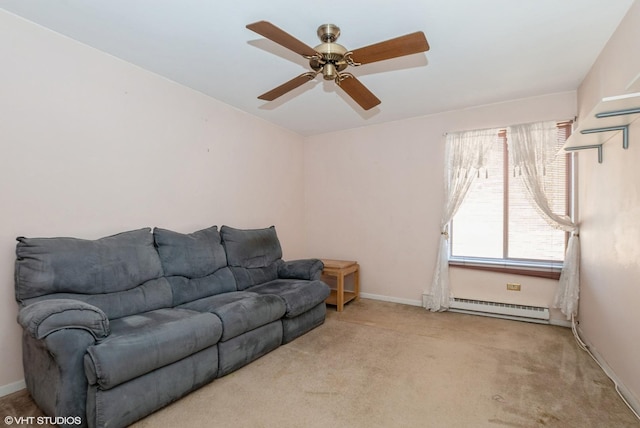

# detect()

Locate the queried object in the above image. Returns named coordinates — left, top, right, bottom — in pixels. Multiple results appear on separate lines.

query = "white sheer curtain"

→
left=423, top=129, right=498, bottom=311
left=508, top=121, right=580, bottom=320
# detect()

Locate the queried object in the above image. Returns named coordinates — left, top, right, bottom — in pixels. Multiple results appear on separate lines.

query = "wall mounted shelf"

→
left=563, top=91, right=640, bottom=163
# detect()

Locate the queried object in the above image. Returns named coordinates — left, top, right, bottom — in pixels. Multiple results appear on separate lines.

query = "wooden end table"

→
left=321, top=259, right=360, bottom=312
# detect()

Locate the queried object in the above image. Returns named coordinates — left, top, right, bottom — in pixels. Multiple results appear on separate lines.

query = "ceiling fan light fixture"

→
left=322, top=63, right=338, bottom=81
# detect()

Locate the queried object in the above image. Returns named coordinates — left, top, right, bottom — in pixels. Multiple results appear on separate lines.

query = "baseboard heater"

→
left=449, top=298, right=550, bottom=324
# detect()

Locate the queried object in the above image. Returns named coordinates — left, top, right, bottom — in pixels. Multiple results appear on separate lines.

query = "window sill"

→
left=448, top=259, right=562, bottom=280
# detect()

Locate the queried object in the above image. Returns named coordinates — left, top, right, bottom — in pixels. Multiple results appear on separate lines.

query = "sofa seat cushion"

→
left=84, top=308, right=222, bottom=390
left=177, top=292, right=286, bottom=341
left=247, top=279, right=331, bottom=318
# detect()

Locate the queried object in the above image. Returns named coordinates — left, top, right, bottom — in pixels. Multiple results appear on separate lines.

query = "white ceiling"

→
left=1, top=0, right=635, bottom=136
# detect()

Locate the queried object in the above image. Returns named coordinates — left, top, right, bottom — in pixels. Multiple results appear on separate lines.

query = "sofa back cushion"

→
left=15, top=228, right=164, bottom=300
left=153, top=226, right=237, bottom=306
left=15, top=228, right=171, bottom=319
left=153, top=226, right=227, bottom=278
left=220, top=226, right=282, bottom=290
left=220, top=225, right=282, bottom=268
left=21, top=278, right=173, bottom=320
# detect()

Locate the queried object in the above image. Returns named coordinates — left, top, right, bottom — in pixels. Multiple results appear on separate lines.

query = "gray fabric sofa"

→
left=14, top=225, right=330, bottom=428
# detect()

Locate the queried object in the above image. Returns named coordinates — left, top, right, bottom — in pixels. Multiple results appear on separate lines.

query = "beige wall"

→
left=303, top=92, right=576, bottom=320
left=0, top=12, right=306, bottom=391
left=575, top=0, right=640, bottom=409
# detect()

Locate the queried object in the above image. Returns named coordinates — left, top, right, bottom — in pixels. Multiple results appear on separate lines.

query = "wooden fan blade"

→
left=349, top=32, right=429, bottom=65
left=258, top=73, right=316, bottom=101
left=247, top=21, right=318, bottom=57
left=337, top=74, right=381, bottom=110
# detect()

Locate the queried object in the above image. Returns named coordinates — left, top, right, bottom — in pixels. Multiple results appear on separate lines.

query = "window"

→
left=449, top=123, right=572, bottom=277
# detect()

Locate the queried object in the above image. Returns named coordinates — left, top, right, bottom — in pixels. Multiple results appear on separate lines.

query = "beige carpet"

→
left=2, top=299, right=639, bottom=427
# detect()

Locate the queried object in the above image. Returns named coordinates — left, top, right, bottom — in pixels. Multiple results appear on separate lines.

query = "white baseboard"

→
left=0, top=379, right=25, bottom=397
left=549, top=318, right=572, bottom=328
left=359, top=293, right=423, bottom=307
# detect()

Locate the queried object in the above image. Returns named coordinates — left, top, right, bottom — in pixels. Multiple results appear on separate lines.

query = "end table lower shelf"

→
left=320, top=259, right=360, bottom=312
left=325, top=290, right=358, bottom=307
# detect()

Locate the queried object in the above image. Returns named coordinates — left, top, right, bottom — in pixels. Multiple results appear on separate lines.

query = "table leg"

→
left=354, top=265, right=360, bottom=301
left=337, top=272, right=345, bottom=312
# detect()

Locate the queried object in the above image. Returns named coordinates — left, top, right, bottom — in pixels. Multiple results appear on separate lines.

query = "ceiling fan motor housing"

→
left=311, top=24, right=348, bottom=80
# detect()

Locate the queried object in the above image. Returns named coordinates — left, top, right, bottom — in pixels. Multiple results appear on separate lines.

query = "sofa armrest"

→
left=278, top=259, right=324, bottom=281
left=18, top=299, right=110, bottom=340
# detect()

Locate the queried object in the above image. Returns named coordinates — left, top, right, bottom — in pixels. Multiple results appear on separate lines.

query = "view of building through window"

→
left=450, top=125, right=570, bottom=264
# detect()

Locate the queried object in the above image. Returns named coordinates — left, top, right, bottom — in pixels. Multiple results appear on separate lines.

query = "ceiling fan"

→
left=246, top=21, right=430, bottom=110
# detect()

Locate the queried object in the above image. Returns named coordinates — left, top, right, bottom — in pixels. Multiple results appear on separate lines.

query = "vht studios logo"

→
left=4, top=415, right=83, bottom=425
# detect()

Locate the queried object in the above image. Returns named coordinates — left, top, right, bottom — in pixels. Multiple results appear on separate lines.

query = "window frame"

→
left=448, top=123, right=573, bottom=280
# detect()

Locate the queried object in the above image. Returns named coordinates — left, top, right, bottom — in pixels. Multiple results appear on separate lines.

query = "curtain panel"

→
left=423, top=128, right=498, bottom=311
left=508, top=121, right=580, bottom=320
